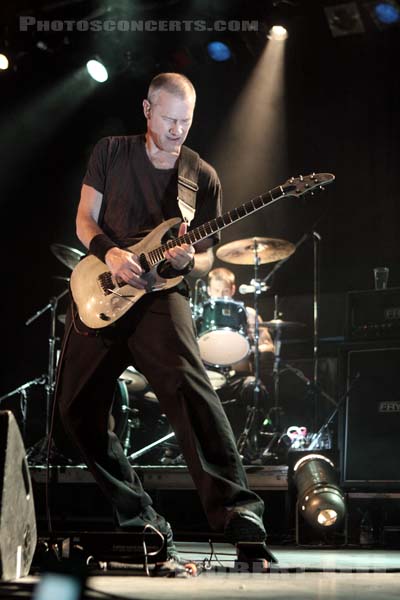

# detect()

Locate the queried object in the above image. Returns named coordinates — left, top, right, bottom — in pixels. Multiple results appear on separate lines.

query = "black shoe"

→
left=224, top=509, right=266, bottom=544
left=236, top=541, right=278, bottom=570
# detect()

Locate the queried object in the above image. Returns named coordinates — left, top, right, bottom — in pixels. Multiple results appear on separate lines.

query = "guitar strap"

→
left=97, top=138, right=200, bottom=227
left=177, top=145, right=200, bottom=226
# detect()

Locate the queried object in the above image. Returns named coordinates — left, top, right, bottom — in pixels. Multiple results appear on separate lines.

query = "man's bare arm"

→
left=76, top=184, right=146, bottom=288
left=76, top=184, right=104, bottom=248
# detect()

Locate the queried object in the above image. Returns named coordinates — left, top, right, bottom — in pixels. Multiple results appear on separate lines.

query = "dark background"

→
left=0, top=0, right=399, bottom=436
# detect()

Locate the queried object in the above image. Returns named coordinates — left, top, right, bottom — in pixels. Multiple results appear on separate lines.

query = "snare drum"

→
left=196, top=299, right=250, bottom=366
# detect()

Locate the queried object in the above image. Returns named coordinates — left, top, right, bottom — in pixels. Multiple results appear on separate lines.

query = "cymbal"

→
left=216, top=237, right=295, bottom=265
left=260, top=319, right=306, bottom=331
left=51, top=243, right=85, bottom=270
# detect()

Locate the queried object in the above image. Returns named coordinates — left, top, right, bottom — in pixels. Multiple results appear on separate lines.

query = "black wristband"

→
left=89, top=233, right=117, bottom=263
left=157, top=256, right=195, bottom=279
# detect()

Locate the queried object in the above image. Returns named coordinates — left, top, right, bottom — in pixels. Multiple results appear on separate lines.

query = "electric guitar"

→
left=70, top=173, right=335, bottom=328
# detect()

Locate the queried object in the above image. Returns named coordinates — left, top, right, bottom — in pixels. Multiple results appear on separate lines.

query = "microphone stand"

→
left=25, top=287, right=70, bottom=462
left=265, top=229, right=333, bottom=435
left=262, top=231, right=310, bottom=286
left=312, top=231, right=321, bottom=430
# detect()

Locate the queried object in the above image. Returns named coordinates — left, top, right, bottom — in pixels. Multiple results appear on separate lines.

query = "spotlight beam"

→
left=211, top=36, right=288, bottom=237
left=0, top=67, right=94, bottom=188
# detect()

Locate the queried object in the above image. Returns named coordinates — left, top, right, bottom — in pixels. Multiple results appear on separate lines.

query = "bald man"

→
left=56, top=73, right=268, bottom=568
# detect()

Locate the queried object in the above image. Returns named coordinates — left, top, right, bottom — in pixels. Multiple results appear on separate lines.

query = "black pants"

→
left=56, top=288, right=264, bottom=531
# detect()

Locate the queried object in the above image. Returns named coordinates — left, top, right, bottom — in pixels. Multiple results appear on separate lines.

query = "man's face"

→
left=208, top=279, right=235, bottom=299
left=144, top=90, right=195, bottom=154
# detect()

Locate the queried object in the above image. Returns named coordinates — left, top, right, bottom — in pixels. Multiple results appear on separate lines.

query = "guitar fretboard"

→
left=146, top=183, right=291, bottom=267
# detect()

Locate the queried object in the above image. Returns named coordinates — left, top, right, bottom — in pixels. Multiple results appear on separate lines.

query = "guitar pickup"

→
left=97, top=271, right=115, bottom=295
left=139, top=253, right=150, bottom=273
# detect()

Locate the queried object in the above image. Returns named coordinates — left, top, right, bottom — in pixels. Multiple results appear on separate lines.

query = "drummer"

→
left=207, top=267, right=274, bottom=372
left=205, top=268, right=274, bottom=455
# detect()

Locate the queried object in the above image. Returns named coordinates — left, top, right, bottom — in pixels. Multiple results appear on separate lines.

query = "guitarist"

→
left=56, top=73, right=268, bottom=567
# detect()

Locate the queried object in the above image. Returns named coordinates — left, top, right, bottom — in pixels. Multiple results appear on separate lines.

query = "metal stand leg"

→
left=236, top=240, right=267, bottom=460
left=23, top=288, right=70, bottom=463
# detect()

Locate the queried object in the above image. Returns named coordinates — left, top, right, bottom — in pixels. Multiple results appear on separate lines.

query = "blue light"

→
left=374, top=2, right=400, bottom=24
left=207, top=41, right=232, bottom=62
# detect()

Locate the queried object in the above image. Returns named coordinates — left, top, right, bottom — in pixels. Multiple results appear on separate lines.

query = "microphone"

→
left=238, top=281, right=269, bottom=295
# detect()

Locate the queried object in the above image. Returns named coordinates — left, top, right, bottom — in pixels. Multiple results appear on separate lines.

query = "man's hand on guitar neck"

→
left=105, top=247, right=147, bottom=289
left=164, top=222, right=195, bottom=271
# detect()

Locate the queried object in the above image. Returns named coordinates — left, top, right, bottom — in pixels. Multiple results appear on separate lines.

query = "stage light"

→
left=207, top=41, right=232, bottom=62
left=0, top=54, right=9, bottom=70
left=86, top=59, right=108, bottom=83
left=375, top=1, right=400, bottom=23
left=293, top=454, right=346, bottom=530
left=367, top=0, right=400, bottom=25
left=324, top=3, right=365, bottom=37
left=268, top=25, right=288, bottom=41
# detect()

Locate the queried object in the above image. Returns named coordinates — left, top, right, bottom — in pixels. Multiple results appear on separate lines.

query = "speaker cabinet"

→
left=340, top=343, right=400, bottom=489
left=0, top=411, right=37, bottom=580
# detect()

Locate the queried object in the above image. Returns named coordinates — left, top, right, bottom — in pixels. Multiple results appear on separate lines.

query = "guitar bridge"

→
left=97, top=271, right=115, bottom=295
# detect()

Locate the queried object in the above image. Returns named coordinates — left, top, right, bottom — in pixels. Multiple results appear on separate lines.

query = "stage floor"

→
left=2, top=544, right=400, bottom=600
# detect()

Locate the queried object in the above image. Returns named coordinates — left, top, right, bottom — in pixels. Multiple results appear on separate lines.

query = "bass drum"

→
left=196, top=299, right=250, bottom=367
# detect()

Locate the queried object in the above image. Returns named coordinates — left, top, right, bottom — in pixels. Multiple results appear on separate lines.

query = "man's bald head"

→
left=147, top=72, right=196, bottom=106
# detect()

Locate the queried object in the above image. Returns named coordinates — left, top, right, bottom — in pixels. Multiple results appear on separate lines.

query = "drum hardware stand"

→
left=0, top=288, right=69, bottom=456
left=269, top=295, right=285, bottom=432
left=307, top=372, right=360, bottom=450
left=23, top=287, right=70, bottom=463
left=193, top=278, right=207, bottom=319
left=0, top=375, right=46, bottom=439
left=262, top=229, right=324, bottom=432
left=120, top=405, right=140, bottom=456
left=282, top=363, right=337, bottom=408
left=127, top=431, right=175, bottom=464
left=236, top=240, right=266, bottom=461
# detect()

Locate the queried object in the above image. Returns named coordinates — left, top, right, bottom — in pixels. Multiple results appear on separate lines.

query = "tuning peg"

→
left=319, top=185, right=325, bottom=191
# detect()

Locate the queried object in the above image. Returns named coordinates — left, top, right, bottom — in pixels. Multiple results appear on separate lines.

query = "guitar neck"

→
left=147, top=183, right=293, bottom=267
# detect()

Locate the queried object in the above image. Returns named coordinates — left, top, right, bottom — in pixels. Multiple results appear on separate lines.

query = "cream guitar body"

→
left=70, top=217, right=183, bottom=329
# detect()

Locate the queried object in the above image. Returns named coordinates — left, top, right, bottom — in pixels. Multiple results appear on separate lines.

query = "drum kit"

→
left=0, top=235, right=314, bottom=466
left=193, top=236, right=306, bottom=460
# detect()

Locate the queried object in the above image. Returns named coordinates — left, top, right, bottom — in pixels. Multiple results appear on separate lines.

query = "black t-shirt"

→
left=82, top=134, right=222, bottom=249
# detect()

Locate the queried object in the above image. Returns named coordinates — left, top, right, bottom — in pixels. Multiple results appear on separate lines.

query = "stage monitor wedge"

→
left=0, top=410, right=37, bottom=580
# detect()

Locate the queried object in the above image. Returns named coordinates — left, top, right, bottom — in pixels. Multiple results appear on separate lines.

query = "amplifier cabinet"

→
left=346, top=288, right=400, bottom=340
left=339, top=342, right=400, bottom=490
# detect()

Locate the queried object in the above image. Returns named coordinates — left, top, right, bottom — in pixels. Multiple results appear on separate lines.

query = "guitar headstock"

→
left=282, top=173, right=335, bottom=197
